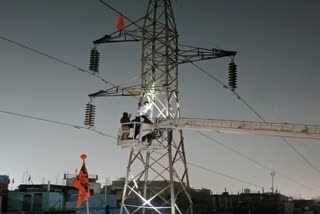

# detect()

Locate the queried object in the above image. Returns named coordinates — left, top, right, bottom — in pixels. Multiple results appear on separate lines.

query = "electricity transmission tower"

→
left=86, top=0, right=236, bottom=213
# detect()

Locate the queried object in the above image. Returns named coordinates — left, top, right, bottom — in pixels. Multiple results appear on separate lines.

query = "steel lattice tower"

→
left=122, top=1, right=191, bottom=212
left=86, top=0, right=237, bottom=213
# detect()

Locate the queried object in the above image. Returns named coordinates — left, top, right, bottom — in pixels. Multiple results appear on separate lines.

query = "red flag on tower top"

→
left=116, top=13, right=125, bottom=31
left=73, top=154, right=91, bottom=208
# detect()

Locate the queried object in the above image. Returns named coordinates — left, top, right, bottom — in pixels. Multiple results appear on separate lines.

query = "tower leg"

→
left=120, top=128, right=193, bottom=213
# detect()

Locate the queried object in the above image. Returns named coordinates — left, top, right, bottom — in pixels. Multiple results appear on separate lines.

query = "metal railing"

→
left=155, top=118, right=320, bottom=139
left=117, top=122, right=153, bottom=148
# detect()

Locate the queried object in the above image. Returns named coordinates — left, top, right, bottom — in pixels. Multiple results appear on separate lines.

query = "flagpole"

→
left=74, top=154, right=91, bottom=211
left=86, top=199, right=90, bottom=214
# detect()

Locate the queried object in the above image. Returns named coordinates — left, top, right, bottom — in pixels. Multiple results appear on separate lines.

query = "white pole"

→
left=86, top=199, right=90, bottom=214
left=270, top=172, right=275, bottom=193
left=105, top=179, right=107, bottom=207
left=105, top=177, right=110, bottom=208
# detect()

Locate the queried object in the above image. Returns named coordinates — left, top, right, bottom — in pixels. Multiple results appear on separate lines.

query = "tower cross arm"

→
left=177, top=45, right=237, bottom=64
left=154, top=118, right=320, bottom=140
left=88, top=86, right=141, bottom=98
left=92, top=17, right=146, bottom=45
left=93, top=31, right=141, bottom=45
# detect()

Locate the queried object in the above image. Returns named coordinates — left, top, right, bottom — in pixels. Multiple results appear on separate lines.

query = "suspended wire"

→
left=0, top=35, right=116, bottom=87
left=0, top=108, right=265, bottom=189
left=2, top=0, right=316, bottom=193
left=191, top=62, right=226, bottom=87
left=198, top=132, right=275, bottom=171
left=0, top=109, right=116, bottom=139
left=187, top=162, right=264, bottom=189
left=281, top=137, right=320, bottom=175
left=116, top=76, right=140, bottom=88
left=96, top=0, right=144, bottom=32
left=191, top=62, right=265, bottom=121
left=152, top=150, right=265, bottom=189
left=1, top=108, right=318, bottom=192
left=0, top=34, right=143, bottom=93
left=191, top=62, right=320, bottom=178
left=93, top=0, right=320, bottom=191
left=197, top=131, right=320, bottom=193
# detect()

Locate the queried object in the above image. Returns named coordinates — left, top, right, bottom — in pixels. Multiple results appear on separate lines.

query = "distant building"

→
left=0, top=175, right=10, bottom=212
left=6, top=182, right=119, bottom=214
left=212, top=192, right=292, bottom=214
left=7, top=184, right=77, bottom=212
left=5, top=175, right=316, bottom=214
left=110, top=178, right=187, bottom=201
left=212, top=191, right=235, bottom=213
left=243, top=188, right=251, bottom=194
left=191, top=188, right=213, bottom=214
left=0, top=175, right=9, bottom=192
left=64, top=173, right=101, bottom=195
left=293, top=199, right=314, bottom=214
left=74, top=193, right=118, bottom=214
left=110, top=178, right=213, bottom=213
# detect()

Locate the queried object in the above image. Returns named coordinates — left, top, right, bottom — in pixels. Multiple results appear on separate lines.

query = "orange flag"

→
left=74, top=154, right=90, bottom=208
left=116, top=13, right=125, bottom=31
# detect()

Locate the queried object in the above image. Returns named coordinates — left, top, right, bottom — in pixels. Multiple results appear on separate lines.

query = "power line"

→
left=0, top=109, right=116, bottom=139
left=197, top=131, right=320, bottom=193
left=187, top=162, right=264, bottom=189
left=192, top=61, right=320, bottom=184
left=1, top=108, right=316, bottom=193
left=190, top=62, right=265, bottom=121
left=0, top=108, right=265, bottom=190
left=1, top=106, right=318, bottom=193
left=281, top=137, right=320, bottom=175
left=198, top=132, right=275, bottom=171
left=91, top=0, right=300, bottom=192
left=96, top=0, right=144, bottom=33
left=2, top=0, right=317, bottom=195
left=81, top=0, right=320, bottom=192
left=0, top=35, right=116, bottom=87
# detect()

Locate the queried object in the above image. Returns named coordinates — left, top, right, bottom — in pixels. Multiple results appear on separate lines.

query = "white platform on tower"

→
left=155, top=118, right=320, bottom=140
left=117, top=119, right=320, bottom=149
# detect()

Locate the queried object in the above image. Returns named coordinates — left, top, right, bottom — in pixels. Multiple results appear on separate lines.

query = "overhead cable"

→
left=198, top=131, right=320, bottom=193
left=0, top=109, right=116, bottom=139
left=192, top=62, right=320, bottom=179
left=0, top=107, right=264, bottom=188
left=187, top=162, right=265, bottom=189
left=0, top=35, right=116, bottom=87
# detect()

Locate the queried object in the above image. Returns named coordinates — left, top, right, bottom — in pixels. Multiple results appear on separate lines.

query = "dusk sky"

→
left=1, top=0, right=320, bottom=199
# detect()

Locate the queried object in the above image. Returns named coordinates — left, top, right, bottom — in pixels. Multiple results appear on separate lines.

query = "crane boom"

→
left=153, top=118, right=320, bottom=140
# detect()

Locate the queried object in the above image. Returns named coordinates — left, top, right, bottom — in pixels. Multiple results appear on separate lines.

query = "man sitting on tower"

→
left=120, top=112, right=131, bottom=140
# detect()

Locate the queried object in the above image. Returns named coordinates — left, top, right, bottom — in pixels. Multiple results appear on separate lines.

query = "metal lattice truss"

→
left=88, top=0, right=237, bottom=213
left=121, top=129, right=191, bottom=214
left=156, top=118, right=320, bottom=140
left=118, top=1, right=192, bottom=213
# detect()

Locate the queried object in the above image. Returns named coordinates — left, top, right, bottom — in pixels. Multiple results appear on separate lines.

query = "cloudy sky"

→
left=1, top=0, right=320, bottom=198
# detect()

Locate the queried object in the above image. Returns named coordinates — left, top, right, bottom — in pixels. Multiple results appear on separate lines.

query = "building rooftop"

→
left=17, top=184, right=77, bottom=192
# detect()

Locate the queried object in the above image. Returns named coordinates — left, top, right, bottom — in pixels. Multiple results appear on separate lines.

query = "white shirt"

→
left=137, top=104, right=151, bottom=116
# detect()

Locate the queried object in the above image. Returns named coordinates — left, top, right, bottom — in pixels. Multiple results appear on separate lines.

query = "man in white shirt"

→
left=137, top=101, right=152, bottom=124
